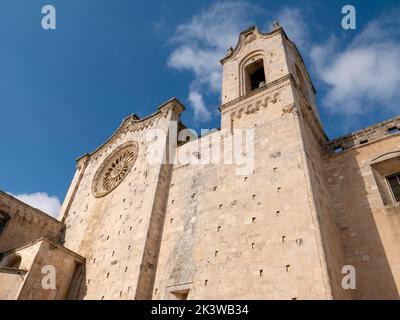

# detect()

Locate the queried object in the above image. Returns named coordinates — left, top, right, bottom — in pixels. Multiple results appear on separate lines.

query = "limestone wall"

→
left=152, top=80, right=332, bottom=300
left=283, top=38, right=351, bottom=299
left=60, top=100, right=183, bottom=300
left=55, top=23, right=400, bottom=300
left=324, top=123, right=400, bottom=299
left=14, top=239, right=84, bottom=300
left=0, top=192, right=64, bottom=252
left=0, top=268, right=26, bottom=299
left=296, top=98, right=350, bottom=299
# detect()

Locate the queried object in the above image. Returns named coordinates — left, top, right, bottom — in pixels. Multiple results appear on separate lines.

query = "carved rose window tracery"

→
left=92, top=142, right=138, bottom=198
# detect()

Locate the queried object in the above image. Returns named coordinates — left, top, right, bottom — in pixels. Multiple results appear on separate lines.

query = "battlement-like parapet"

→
left=324, top=116, right=400, bottom=156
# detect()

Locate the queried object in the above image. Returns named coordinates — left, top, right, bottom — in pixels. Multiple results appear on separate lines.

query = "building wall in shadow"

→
left=323, top=134, right=400, bottom=299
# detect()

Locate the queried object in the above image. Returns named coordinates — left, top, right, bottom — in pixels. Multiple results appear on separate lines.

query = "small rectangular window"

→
left=334, top=146, right=344, bottom=153
left=388, top=127, right=400, bottom=134
left=387, top=173, right=400, bottom=202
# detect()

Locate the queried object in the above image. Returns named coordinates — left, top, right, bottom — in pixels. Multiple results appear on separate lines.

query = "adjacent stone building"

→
left=0, top=191, right=84, bottom=299
left=1, top=24, right=400, bottom=300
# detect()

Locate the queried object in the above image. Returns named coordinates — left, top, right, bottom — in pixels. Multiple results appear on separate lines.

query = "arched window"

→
left=244, top=59, right=266, bottom=93
left=370, top=152, right=400, bottom=205
left=387, top=173, right=400, bottom=203
left=3, top=255, right=22, bottom=269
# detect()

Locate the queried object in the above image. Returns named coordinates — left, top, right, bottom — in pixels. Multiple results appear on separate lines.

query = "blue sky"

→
left=1, top=0, right=400, bottom=217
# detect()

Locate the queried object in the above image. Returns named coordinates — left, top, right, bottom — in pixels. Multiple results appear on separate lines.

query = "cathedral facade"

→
left=1, top=24, right=400, bottom=300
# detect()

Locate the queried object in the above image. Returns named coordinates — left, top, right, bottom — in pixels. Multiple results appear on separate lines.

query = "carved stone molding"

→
left=370, top=150, right=400, bottom=165
left=220, top=25, right=285, bottom=64
left=243, top=32, right=257, bottom=45
left=230, top=91, right=281, bottom=121
left=220, top=74, right=292, bottom=114
left=282, top=104, right=296, bottom=115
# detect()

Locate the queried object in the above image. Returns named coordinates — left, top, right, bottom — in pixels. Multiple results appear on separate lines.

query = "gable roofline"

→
left=220, top=25, right=279, bottom=65
left=75, top=97, right=185, bottom=162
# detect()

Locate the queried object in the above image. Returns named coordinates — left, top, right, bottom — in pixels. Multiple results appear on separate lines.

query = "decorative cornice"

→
left=229, top=90, right=282, bottom=121
left=2, top=237, right=85, bottom=262
left=220, top=25, right=284, bottom=65
left=219, top=74, right=293, bottom=114
left=370, top=150, right=400, bottom=165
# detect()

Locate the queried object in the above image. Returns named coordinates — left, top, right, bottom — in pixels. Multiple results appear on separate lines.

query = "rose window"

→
left=92, top=142, right=138, bottom=198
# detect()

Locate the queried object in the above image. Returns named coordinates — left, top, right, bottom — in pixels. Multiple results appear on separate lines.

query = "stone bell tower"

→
left=219, top=23, right=320, bottom=130
left=217, top=24, right=348, bottom=300
left=150, top=24, right=349, bottom=300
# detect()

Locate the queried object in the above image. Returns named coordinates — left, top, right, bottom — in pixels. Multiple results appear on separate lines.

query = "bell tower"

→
left=219, top=23, right=320, bottom=130
left=151, top=24, right=350, bottom=300
left=212, top=23, right=349, bottom=299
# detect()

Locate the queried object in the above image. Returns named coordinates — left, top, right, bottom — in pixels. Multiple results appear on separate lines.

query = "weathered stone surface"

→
left=1, top=25, right=400, bottom=300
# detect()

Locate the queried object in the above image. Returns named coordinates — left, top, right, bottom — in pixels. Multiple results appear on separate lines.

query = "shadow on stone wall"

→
left=66, top=263, right=87, bottom=300
left=327, top=148, right=399, bottom=299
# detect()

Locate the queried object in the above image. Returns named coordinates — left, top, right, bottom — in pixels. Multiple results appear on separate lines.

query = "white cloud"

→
left=267, top=7, right=400, bottom=121
left=168, top=46, right=222, bottom=92
left=274, top=7, right=309, bottom=50
left=188, top=89, right=211, bottom=121
left=10, top=192, right=61, bottom=219
left=310, top=12, right=400, bottom=116
left=168, top=3, right=400, bottom=126
left=167, top=1, right=258, bottom=122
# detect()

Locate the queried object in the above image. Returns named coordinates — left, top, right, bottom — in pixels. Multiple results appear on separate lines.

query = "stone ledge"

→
left=323, top=116, right=400, bottom=156
left=384, top=202, right=400, bottom=216
left=0, top=267, right=28, bottom=275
